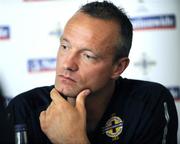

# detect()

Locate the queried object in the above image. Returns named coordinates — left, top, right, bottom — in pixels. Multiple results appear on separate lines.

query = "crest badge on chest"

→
left=102, top=113, right=123, bottom=141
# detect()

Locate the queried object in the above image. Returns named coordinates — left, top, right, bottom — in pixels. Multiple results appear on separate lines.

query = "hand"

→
left=39, top=88, right=91, bottom=144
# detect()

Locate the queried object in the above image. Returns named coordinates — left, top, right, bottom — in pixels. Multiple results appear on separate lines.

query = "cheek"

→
left=56, top=53, right=61, bottom=68
left=80, top=64, right=113, bottom=89
left=56, top=53, right=65, bottom=72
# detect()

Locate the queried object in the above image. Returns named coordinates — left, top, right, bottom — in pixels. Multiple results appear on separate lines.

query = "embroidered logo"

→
left=102, top=115, right=123, bottom=139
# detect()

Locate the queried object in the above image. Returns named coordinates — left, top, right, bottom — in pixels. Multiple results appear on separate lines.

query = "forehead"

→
left=62, top=12, right=120, bottom=54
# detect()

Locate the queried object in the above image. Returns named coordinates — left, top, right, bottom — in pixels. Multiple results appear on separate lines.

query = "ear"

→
left=111, top=57, right=130, bottom=79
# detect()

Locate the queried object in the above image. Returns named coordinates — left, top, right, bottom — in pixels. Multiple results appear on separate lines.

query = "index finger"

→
left=50, top=88, right=67, bottom=105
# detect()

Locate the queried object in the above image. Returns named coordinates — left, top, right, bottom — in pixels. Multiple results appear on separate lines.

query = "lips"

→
left=59, top=75, right=76, bottom=83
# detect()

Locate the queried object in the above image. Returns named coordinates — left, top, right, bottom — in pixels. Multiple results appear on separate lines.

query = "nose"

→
left=63, top=53, right=78, bottom=72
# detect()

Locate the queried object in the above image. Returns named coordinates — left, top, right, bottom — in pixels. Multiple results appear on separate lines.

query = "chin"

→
left=55, top=84, right=84, bottom=97
left=58, top=88, right=80, bottom=98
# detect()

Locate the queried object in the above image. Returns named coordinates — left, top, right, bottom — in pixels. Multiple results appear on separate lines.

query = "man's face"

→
left=55, top=12, right=120, bottom=97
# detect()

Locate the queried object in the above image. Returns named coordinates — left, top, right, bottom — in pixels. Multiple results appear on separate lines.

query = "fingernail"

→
left=84, top=89, right=91, bottom=95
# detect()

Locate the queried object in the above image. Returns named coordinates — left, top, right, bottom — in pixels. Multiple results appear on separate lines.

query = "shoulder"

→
left=117, top=77, right=173, bottom=102
left=116, top=77, right=177, bottom=117
left=116, top=78, right=178, bottom=143
left=8, top=85, right=54, bottom=110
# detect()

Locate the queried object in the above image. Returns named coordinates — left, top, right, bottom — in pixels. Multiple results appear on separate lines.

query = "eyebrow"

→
left=60, top=36, right=69, bottom=43
left=60, top=36, right=92, bottom=52
left=60, top=37, right=72, bottom=48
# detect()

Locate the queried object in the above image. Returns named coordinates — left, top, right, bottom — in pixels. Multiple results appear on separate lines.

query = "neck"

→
left=86, top=80, right=116, bottom=133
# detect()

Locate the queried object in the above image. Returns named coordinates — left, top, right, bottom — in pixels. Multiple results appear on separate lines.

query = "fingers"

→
left=39, top=111, right=46, bottom=132
left=76, top=89, right=91, bottom=114
left=39, top=88, right=63, bottom=132
left=39, top=102, right=56, bottom=132
left=40, top=88, right=91, bottom=136
left=50, top=88, right=91, bottom=113
left=50, top=88, right=67, bottom=105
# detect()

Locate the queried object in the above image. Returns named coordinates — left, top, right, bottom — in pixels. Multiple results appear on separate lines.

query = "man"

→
left=7, top=1, right=178, bottom=144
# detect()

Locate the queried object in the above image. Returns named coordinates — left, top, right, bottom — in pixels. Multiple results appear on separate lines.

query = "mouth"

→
left=59, top=75, right=76, bottom=83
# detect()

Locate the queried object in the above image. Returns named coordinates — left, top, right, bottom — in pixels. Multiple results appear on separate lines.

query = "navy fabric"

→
left=6, top=77, right=178, bottom=144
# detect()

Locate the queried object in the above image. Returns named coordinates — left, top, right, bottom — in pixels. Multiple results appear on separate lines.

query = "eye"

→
left=82, top=52, right=97, bottom=61
left=84, top=54, right=91, bottom=59
left=60, top=43, right=70, bottom=52
left=61, top=44, right=67, bottom=50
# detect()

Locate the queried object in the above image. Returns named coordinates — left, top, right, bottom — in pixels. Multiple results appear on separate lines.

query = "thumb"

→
left=76, top=89, right=91, bottom=114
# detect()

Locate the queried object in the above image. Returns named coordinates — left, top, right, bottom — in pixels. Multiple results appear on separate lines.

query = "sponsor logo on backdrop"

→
left=27, top=58, right=56, bottom=73
left=168, top=86, right=180, bottom=101
left=131, top=14, right=176, bottom=30
left=134, top=53, right=156, bottom=75
left=49, top=23, right=62, bottom=38
left=0, top=26, right=10, bottom=40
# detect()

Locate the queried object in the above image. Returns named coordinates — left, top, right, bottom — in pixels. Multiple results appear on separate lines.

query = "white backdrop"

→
left=0, top=0, right=180, bottom=143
